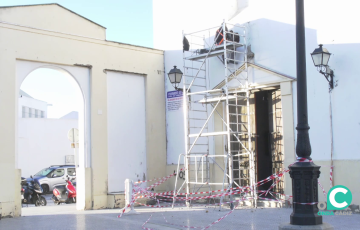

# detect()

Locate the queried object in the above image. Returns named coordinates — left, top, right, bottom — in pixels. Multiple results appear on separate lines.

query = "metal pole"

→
left=289, top=0, right=322, bottom=225
left=329, top=91, right=334, bottom=188
left=222, top=19, right=234, bottom=210
left=244, top=26, right=256, bottom=208
left=172, top=154, right=185, bottom=208
left=182, top=30, right=191, bottom=207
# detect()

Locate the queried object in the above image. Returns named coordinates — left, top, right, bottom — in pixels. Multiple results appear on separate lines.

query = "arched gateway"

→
left=0, top=3, right=166, bottom=217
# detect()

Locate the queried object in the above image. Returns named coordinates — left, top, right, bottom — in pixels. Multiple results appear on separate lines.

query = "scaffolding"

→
left=173, top=21, right=258, bottom=208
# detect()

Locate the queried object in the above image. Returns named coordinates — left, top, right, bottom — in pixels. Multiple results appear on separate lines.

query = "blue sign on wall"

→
left=167, top=90, right=183, bottom=99
left=167, top=90, right=183, bottom=111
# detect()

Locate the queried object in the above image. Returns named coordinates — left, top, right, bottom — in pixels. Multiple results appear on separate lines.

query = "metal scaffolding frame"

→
left=173, top=21, right=257, bottom=208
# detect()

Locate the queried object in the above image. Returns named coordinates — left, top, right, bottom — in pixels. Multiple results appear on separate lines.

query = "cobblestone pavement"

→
left=1, top=205, right=359, bottom=229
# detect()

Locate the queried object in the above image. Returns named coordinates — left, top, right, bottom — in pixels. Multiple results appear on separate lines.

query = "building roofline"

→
left=212, top=62, right=295, bottom=90
left=106, top=40, right=163, bottom=52
left=0, top=3, right=106, bottom=29
left=19, top=89, right=49, bottom=104
left=0, top=20, right=162, bottom=52
left=19, top=89, right=33, bottom=98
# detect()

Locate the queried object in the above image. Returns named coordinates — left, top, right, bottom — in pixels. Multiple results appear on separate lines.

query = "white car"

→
left=30, top=165, right=76, bottom=194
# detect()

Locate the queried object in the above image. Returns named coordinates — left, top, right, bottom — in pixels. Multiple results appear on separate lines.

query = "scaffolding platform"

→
left=185, top=42, right=244, bottom=61
left=197, top=95, right=247, bottom=104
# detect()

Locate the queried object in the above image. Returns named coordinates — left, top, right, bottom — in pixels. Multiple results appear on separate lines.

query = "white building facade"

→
left=154, top=0, right=360, bottom=205
left=17, top=90, right=78, bottom=177
left=18, top=118, right=78, bottom=177
left=18, top=90, right=48, bottom=118
left=0, top=3, right=166, bottom=217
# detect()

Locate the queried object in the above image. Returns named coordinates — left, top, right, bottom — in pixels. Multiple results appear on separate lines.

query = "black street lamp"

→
left=311, top=44, right=335, bottom=89
left=167, top=66, right=183, bottom=91
left=289, top=0, right=322, bottom=226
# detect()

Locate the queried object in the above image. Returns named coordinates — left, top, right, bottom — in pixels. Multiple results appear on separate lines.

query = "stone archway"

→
left=16, top=60, right=91, bottom=210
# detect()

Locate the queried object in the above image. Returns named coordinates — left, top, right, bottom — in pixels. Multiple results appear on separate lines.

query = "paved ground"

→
left=1, top=203, right=359, bottom=229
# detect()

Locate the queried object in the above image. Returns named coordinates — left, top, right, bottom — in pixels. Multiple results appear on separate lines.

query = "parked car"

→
left=30, top=165, right=76, bottom=194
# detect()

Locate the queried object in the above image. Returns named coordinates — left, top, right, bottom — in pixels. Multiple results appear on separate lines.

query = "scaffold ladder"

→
left=173, top=21, right=257, bottom=209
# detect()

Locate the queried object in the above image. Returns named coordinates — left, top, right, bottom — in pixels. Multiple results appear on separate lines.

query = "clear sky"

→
left=21, top=68, right=83, bottom=119
left=1, top=0, right=153, bottom=47
left=3, top=0, right=153, bottom=118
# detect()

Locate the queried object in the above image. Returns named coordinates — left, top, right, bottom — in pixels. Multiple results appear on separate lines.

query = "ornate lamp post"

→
left=289, top=0, right=322, bottom=226
left=280, top=2, right=335, bottom=229
left=311, top=44, right=335, bottom=89
left=167, top=66, right=183, bottom=91
left=310, top=44, right=336, bottom=189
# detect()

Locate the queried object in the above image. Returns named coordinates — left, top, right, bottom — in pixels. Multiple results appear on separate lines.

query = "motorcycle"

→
left=52, top=176, right=76, bottom=205
left=21, top=177, right=26, bottom=202
left=22, top=176, right=47, bottom=206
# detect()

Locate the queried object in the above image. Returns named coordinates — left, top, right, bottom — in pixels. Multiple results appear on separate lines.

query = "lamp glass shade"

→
left=322, top=53, right=331, bottom=66
left=311, top=52, right=322, bottom=66
left=168, top=73, right=176, bottom=84
left=311, top=44, right=331, bottom=67
left=167, top=66, right=183, bottom=87
left=175, top=73, right=183, bottom=83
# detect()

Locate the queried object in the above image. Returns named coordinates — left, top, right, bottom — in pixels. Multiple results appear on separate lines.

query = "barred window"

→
left=22, top=106, right=26, bottom=118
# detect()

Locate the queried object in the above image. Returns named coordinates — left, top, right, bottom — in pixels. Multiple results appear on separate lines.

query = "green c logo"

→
left=327, top=185, right=352, bottom=210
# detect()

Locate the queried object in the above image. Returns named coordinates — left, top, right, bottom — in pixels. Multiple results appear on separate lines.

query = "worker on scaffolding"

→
left=215, top=25, right=237, bottom=64
left=215, top=25, right=228, bottom=45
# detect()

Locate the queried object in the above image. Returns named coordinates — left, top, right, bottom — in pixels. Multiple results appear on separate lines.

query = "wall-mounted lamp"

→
left=310, top=44, right=334, bottom=89
left=167, top=66, right=183, bottom=91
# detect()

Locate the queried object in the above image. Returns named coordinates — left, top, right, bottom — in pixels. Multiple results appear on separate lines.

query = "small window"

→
left=28, top=108, right=32, bottom=118
left=41, top=111, right=44, bottom=118
left=67, top=168, right=76, bottom=176
left=35, top=109, right=38, bottom=118
left=22, top=106, right=26, bottom=118
left=51, top=169, right=65, bottom=178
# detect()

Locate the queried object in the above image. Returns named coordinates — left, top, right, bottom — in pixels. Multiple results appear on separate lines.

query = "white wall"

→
left=107, top=71, right=146, bottom=192
left=155, top=0, right=360, bottom=164
left=230, top=0, right=360, bottom=161
left=18, top=96, right=48, bottom=118
left=18, top=118, right=78, bottom=177
left=0, top=4, right=165, bottom=216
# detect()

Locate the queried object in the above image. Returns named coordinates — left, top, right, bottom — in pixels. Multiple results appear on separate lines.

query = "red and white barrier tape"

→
left=330, top=165, right=333, bottom=189
left=118, top=189, right=137, bottom=218
left=136, top=193, right=254, bottom=208
left=138, top=189, right=244, bottom=202
left=140, top=163, right=287, bottom=201
left=257, top=190, right=292, bottom=198
left=318, top=179, right=327, bottom=199
left=258, top=197, right=284, bottom=202
left=202, top=201, right=240, bottom=230
left=141, top=214, right=153, bottom=230
left=121, top=155, right=331, bottom=230
left=145, top=173, right=176, bottom=190
left=135, top=168, right=185, bottom=184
